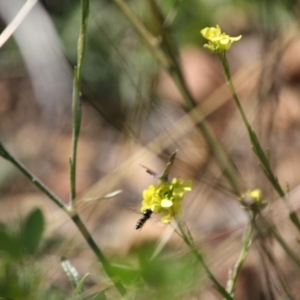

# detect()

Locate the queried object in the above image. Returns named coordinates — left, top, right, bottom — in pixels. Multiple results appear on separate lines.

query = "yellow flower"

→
left=200, top=24, right=242, bottom=53
left=140, top=178, right=192, bottom=223
left=239, top=188, right=267, bottom=211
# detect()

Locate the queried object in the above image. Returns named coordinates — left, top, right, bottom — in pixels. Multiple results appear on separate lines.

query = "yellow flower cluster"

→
left=200, top=25, right=242, bottom=53
left=141, top=178, right=192, bottom=223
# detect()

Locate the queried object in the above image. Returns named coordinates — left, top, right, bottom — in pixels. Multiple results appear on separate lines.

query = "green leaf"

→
left=93, top=291, right=107, bottom=300
left=0, top=227, right=22, bottom=259
left=74, top=273, right=89, bottom=296
left=21, top=208, right=45, bottom=255
left=61, top=257, right=81, bottom=290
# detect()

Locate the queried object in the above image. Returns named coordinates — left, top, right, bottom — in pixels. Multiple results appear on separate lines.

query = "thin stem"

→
left=0, top=142, right=68, bottom=213
left=111, top=0, right=245, bottom=195
left=0, top=2, right=128, bottom=296
left=176, top=219, right=232, bottom=300
left=220, top=52, right=280, bottom=194
left=71, top=214, right=127, bottom=297
left=218, top=53, right=250, bottom=131
left=226, top=214, right=254, bottom=297
left=70, top=0, right=89, bottom=203
left=219, top=51, right=300, bottom=231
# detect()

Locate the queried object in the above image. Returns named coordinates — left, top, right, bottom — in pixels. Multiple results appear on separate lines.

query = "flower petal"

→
left=200, top=25, right=242, bottom=53
left=161, top=214, right=172, bottom=223
left=161, top=199, right=173, bottom=208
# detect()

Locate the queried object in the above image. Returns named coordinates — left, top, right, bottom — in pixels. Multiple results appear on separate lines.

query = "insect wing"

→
left=160, top=150, right=177, bottom=181
left=140, top=165, right=160, bottom=179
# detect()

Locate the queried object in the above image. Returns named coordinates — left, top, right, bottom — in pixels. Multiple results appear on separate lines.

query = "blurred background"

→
left=1, top=0, right=300, bottom=299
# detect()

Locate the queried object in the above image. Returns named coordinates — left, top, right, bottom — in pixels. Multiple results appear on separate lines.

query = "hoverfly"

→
left=135, top=151, right=177, bottom=230
left=135, top=209, right=153, bottom=230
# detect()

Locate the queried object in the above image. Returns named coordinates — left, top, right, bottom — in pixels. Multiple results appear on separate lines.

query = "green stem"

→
left=111, top=0, right=245, bottom=195
left=176, top=219, right=232, bottom=300
left=70, top=0, right=89, bottom=203
left=219, top=52, right=300, bottom=231
left=218, top=53, right=250, bottom=131
left=220, top=51, right=275, bottom=187
left=226, top=214, right=254, bottom=297
left=0, top=142, right=68, bottom=213
left=71, top=214, right=127, bottom=297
